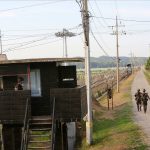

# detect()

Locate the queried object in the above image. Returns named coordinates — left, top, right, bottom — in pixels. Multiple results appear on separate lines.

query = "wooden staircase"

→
left=27, top=116, right=53, bottom=150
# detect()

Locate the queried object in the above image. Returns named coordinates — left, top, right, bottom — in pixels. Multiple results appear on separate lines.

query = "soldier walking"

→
left=135, top=89, right=142, bottom=111
left=142, top=89, right=150, bottom=113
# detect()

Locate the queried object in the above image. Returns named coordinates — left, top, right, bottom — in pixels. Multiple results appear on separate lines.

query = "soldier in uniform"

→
left=107, top=88, right=112, bottom=99
left=142, top=89, right=150, bottom=113
left=135, top=89, right=142, bottom=111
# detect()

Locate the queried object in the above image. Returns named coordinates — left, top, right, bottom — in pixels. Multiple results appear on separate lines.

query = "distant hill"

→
left=75, top=56, right=148, bottom=69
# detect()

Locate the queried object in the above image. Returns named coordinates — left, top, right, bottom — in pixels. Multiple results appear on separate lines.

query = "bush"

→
left=145, top=57, right=150, bottom=70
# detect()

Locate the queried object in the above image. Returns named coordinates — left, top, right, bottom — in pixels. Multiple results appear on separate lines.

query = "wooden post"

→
left=108, top=97, right=110, bottom=110
left=61, top=123, right=64, bottom=150
left=112, top=81, right=114, bottom=110
left=107, top=83, right=109, bottom=110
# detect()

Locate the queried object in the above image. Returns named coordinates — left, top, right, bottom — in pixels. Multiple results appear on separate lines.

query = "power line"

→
left=90, top=28, right=116, bottom=61
left=0, top=1, right=66, bottom=13
left=3, top=39, right=62, bottom=53
left=3, top=31, right=82, bottom=52
left=91, top=17, right=114, bottom=53
left=89, top=3, right=114, bottom=52
left=3, top=36, right=55, bottom=47
left=93, top=0, right=109, bottom=27
left=95, top=16, right=150, bottom=23
left=3, top=33, right=52, bottom=37
left=89, top=2, right=105, bottom=29
left=4, top=36, right=51, bottom=50
left=2, top=33, right=54, bottom=41
left=2, top=24, right=82, bottom=32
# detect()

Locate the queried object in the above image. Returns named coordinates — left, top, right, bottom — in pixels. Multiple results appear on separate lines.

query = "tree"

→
left=145, top=57, right=150, bottom=70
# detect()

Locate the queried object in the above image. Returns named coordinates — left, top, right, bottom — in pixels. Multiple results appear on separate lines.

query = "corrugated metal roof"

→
left=0, top=57, right=84, bottom=64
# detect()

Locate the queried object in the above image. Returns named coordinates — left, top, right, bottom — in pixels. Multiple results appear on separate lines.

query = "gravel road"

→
left=131, top=70, right=150, bottom=146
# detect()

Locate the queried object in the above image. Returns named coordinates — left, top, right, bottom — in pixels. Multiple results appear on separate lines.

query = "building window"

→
left=0, top=77, right=3, bottom=91
left=30, top=69, right=41, bottom=97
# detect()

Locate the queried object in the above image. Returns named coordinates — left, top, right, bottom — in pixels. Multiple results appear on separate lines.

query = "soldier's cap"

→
left=143, top=89, right=146, bottom=92
left=138, top=89, right=140, bottom=91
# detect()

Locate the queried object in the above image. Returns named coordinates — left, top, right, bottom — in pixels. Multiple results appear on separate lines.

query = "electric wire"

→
left=93, top=0, right=110, bottom=27
left=4, top=36, right=51, bottom=49
left=0, top=1, right=67, bottom=14
left=95, top=16, right=150, bottom=23
left=3, top=39, right=62, bottom=53
left=90, top=28, right=116, bottom=61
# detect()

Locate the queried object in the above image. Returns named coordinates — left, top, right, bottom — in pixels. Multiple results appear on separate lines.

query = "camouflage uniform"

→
left=135, top=89, right=142, bottom=111
left=142, top=89, right=150, bottom=113
left=107, top=88, right=112, bottom=99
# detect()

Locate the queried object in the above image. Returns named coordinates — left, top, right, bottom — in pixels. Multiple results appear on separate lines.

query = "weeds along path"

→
left=131, top=69, right=150, bottom=145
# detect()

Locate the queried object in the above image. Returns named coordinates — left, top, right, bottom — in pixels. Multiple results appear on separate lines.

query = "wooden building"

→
left=0, top=57, right=87, bottom=150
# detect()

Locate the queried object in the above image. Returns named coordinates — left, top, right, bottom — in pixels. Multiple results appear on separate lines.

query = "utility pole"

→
left=0, top=30, right=2, bottom=54
left=55, top=29, right=76, bottom=58
left=82, top=0, right=93, bottom=145
left=129, top=52, right=134, bottom=74
left=116, top=16, right=119, bottom=93
left=132, top=53, right=135, bottom=72
left=109, top=16, right=125, bottom=93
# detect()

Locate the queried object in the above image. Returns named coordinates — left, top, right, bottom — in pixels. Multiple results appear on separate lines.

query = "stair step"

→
left=29, top=130, right=51, bottom=135
left=30, top=134, right=50, bottom=137
left=28, top=146, right=51, bottom=149
left=30, top=122, right=52, bottom=125
left=29, top=134, right=51, bottom=141
left=29, top=140, right=51, bottom=143
left=27, top=116, right=53, bottom=150
left=30, top=116, right=52, bottom=121
left=29, top=124, right=52, bottom=129
left=30, top=128, right=51, bottom=131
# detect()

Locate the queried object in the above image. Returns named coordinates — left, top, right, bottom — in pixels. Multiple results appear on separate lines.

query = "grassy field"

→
left=81, top=74, right=149, bottom=150
left=144, top=69, right=150, bottom=84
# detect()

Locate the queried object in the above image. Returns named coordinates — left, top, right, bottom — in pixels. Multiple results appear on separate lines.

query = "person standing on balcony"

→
left=14, top=77, right=23, bottom=90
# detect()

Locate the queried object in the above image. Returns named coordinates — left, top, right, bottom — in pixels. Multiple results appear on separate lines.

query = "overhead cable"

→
left=95, top=16, right=150, bottom=23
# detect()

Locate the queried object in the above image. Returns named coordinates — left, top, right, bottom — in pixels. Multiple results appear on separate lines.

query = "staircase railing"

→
left=21, top=98, right=30, bottom=150
left=51, top=97, right=56, bottom=150
left=0, top=125, right=4, bottom=150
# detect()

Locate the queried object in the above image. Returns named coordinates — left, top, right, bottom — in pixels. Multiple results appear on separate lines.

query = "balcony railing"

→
left=0, top=90, right=31, bottom=124
left=50, top=86, right=87, bottom=122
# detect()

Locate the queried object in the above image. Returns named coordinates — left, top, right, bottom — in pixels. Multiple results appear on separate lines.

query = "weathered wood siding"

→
left=50, top=86, right=87, bottom=122
left=0, top=64, right=28, bottom=75
left=2, top=124, right=22, bottom=150
left=30, top=62, right=58, bottom=116
left=0, top=90, right=31, bottom=124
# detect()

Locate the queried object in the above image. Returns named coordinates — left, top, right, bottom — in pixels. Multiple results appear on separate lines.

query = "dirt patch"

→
left=92, top=75, right=134, bottom=120
left=98, top=75, right=134, bottom=109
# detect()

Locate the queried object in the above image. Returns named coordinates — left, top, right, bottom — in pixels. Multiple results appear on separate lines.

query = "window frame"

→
left=30, top=69, right=42, bottom=97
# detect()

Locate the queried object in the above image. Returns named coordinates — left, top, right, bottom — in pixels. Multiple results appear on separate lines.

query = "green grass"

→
left=144, top=70, right=150, bottom=84
left=81, top=76, right=149, bottom=150
left=81, top=105, right=148, bottom=150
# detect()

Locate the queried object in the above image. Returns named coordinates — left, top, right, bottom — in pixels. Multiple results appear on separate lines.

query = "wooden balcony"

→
left=0, top=90, right=31, bottom=124
left=50, top=86, right=87, bottom=122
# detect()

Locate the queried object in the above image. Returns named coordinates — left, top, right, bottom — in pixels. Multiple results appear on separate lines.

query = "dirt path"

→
left=131, top=70, right=150, bottom=145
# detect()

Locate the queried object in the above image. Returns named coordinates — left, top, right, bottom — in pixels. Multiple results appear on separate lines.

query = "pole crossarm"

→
left=55, top=29, right=76, bottom=37
left=55, top=28, right=76, bottom=58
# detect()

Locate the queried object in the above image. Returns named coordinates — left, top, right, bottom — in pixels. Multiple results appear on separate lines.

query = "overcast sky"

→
left=0, top=0, right=150, bottom=59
